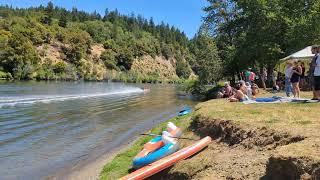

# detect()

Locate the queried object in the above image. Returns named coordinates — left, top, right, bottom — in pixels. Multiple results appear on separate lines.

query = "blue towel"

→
left=255, top=97, right=278, bottom=102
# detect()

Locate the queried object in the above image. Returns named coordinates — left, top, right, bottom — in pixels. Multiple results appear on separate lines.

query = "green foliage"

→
left=0, top=33, right=40, bottom=80
left=0, top=71, right=13, bottom=79
left=53, top=61, right=67, bottom=74
left=0, top=3, right=224, bottom=83
left=35, top=61, right=55, bottom=80
left=176, top=58, right=192, bottom=79
left=100, top=50, right=119, bottom=70
left=183, top=79, right=206, bottom=96
left=82, top=21, right=111, bottom=43
left=62, top=29, right=92, bottom=65
left=58, top=10, right=68, bottom=27
left=204, top=0, right=320, bottom=80
left=190, top=34, right=222, bottom=84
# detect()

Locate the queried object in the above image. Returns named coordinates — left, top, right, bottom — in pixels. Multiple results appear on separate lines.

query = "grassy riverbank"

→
left=100, top=91, right=320, bottom=179
left=99, top=114, right=193, bottom=180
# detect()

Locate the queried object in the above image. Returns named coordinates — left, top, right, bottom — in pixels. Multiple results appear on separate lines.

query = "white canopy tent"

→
left=280, top=46, right=314, bottom=62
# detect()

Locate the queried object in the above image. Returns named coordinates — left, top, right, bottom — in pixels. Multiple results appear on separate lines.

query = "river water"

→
left=0, top=81, right=195, bottom=179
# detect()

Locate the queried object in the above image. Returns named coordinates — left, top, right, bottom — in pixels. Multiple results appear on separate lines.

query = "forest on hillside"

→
left=0, top=2, right=222, bottom=83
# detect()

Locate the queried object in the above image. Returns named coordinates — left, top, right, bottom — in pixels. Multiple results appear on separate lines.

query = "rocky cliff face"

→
left=131, top=55, right=179, bottom=82
left=36, top=42, right=182, bottom=82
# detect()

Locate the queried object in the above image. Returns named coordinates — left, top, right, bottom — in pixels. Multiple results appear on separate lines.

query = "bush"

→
left=100, top=50, right=119, bottom=70
left=53, top=61, right=67, bottom=74
left=183, top=79, right=206, bottom=96
left=0, top=71, right=13, bottom=79
left=176, top=58, right=192, bottom=79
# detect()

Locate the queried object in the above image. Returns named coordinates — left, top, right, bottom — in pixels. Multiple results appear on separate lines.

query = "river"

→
left=0, top=81, right=195, bottom=179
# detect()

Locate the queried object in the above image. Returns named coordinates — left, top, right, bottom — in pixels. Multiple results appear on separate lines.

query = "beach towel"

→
left=242, top=97, right=318, bottom=104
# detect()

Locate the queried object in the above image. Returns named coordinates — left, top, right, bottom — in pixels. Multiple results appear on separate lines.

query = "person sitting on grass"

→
left=251, top=83, right=260, bottom=97
left=223, top=82, right=233, bottom=98
left=216, top=82, right=234, bottom=99
left=229, top=82, right=250, bottom=102
left=245, top=82, right=253, bottom=98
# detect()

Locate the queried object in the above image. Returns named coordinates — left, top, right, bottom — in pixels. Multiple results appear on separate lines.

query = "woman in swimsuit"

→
left=290, top=61, right=302, bottom=98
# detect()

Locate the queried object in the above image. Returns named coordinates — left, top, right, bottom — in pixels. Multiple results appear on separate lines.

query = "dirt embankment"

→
left=131, top=55, right=179, bottom=82
left=155, top=115, right=320, bottom=180
left=37, top=43, right=182, bottom=81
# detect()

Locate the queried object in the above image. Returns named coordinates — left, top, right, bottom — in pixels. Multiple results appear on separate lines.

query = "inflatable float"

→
left=121, top=136, right=212, bottom=180
left=178, top=107, right=192, bottom=116
left=132, top=122, right=181, bottom=169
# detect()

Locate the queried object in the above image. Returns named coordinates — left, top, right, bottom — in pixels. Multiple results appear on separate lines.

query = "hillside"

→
left=0, top=3, right=199, bottom=82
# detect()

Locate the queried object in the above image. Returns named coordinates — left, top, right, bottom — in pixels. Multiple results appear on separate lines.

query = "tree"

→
left=191, top=33, right=222, bottom=84
left=62, top=30, right=92, bottom=66
left=0, top=4, right=196, bottom=81
left=103, top=8, right=109, bottom=21
left=41, top=1, right=54, bottom=25
left=0, top=33, right=40, bottom=79
left=58, top=10, right=68, bottom=27
left=203, top=0, right=320, bottom=83
left=176, top=58, right=192, bottom=79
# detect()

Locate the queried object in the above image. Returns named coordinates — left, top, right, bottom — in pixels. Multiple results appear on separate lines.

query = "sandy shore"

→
left=46, top=140, right=137, bottom=180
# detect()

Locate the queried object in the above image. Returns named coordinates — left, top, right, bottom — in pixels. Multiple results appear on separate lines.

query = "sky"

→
left=0, top=0, right=209, bottom=38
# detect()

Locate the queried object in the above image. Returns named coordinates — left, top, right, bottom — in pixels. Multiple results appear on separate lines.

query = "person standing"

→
left=313, top=48, right=320, bottom=100
left=309, top=45, right=319, bottom=100
left=291, top=61, right=302, bottom=98
left=249, top=71, right=256, bottom=84
left=261, top=67, right=267, bottom=90
left=244, top=68, right=251, bottom=82
left=299, top=61, right=306, bottom=88
left=272, top=69, right=278, bottom=88
left=285, top=61, right=293, bottom=97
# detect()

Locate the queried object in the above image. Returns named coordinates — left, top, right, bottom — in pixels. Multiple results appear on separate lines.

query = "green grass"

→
left=99, top=114, right=192, bottom=180
left=100, top=91, right=320, bottom=179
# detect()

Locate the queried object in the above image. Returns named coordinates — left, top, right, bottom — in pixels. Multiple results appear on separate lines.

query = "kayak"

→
left=121, top=136, right=212, bottom=180
left=132, top=122, right=182, bottom=169
left=133, top=140, right=179, bottom=169
left=178, top=107, right=192, bottom=116
left=134, top=136, right=164, bottom=160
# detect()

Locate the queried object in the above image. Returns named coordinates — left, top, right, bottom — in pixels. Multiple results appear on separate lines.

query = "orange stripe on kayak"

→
left=135, top=141, right=165, bottom=158
left=121, top=136, right=212, bottom=180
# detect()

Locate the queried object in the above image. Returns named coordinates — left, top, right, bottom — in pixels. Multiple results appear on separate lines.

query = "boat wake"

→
left=0, top=88, right=143, bottom=108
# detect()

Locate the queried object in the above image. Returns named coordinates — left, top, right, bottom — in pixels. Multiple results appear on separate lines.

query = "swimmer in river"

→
left=142, top=86, right=150, bottom=93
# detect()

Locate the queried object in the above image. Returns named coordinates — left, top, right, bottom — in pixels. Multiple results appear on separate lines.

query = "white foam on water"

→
left=0, top=88, right=143, bottom=108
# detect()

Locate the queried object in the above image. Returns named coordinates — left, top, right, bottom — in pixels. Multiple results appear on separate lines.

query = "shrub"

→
left=53, top=61, right=67, bottom=74
left=0, top=71, right=13, bottom=79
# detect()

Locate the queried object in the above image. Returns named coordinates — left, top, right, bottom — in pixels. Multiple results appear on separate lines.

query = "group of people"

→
left=284, top=45, right=320, bottom=99
left=217, top=44, right=320, bottom=102
left=217, top=80, right=260, bottom=102
left=240, top=68, right=256, bottom=84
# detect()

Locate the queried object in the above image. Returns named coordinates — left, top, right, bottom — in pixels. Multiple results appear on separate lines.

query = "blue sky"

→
left=0, top=0, right=208, bottom=38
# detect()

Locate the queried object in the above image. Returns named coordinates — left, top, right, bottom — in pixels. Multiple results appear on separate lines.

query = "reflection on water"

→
left=0, top=81, right=195, bottom=179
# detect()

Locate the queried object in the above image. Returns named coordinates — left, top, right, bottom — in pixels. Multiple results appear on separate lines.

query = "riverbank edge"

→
left=99, top=114, right=192, bottom=180
left=0, top=78, right=186, bottom=85
left=47, top=136, right=141, bottom=180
